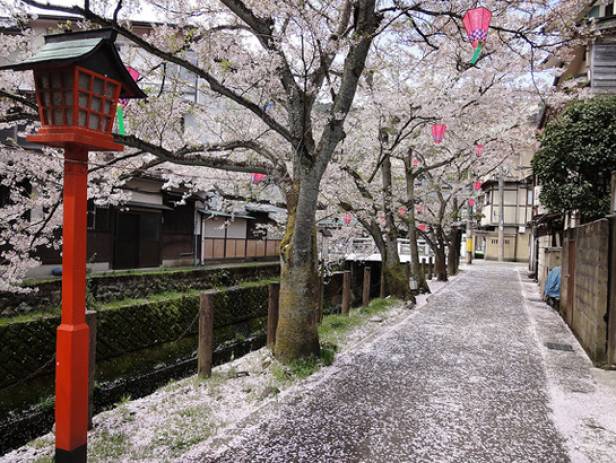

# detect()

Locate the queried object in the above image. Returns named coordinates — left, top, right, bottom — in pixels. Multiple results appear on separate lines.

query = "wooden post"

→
left=318, top=275, right=324, bottom=323
left=341, top=271, right=351, bottom=316
left=379, top=266, right=386, bottom=298
left=428, top=256, right=434, bottom=280
left=362, top=266, right=371, bottom=306
left=421, top=258, right=426, bottom=278
left=267, top=283, right=279, bottom=349
left=198, top=293, right=214, bottom=378
left=85, top=310, right=96, bottom=431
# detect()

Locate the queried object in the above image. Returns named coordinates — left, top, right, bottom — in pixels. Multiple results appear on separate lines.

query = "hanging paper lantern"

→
left=251, top=173, right=267, bottom=184
left=418, top=223, right=427, bottom=232
left=415, top=205, right=423, bottom=215
left=475, top=144, right=484, bottom=157
left=431, top=124, right=447, bottom=144
left=473, top=181, right=482, bottom=191
left=463, top=7, right=492, bottom=65
left=412, top=158, right=420, bottom=167
left=398, top=206, right=407, bottom=217
left=468, top=198, right=476, bottom=207
left=342, top=212, right=352, bottom=225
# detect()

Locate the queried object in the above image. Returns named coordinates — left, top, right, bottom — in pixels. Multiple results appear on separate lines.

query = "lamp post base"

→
left=55, top=444, right=87, bottom=463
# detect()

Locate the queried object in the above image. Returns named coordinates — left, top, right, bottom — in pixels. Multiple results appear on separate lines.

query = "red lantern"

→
left=418, top=223, right=427, bottom=232
left=475, top=144, right=484, bottom=157
left=473, top=181, right=482, bottom=191
left=343, top=213, right=352, bottom=225
left=463, top=7, right=492, bottom=64
left=398, top=206, right=407, bottom=217
left=251, top=173, right=266, bottom=184
left=468, top=198, right=476, bottom=207
left=431, top=124, right=447, bottom=144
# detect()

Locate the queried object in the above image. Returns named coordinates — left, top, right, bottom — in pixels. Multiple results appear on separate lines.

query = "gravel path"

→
left=187, top=262, right=570, bottom=463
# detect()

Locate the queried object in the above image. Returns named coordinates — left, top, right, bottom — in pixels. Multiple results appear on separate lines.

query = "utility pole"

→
left=498, top=167, right=505, bottom=262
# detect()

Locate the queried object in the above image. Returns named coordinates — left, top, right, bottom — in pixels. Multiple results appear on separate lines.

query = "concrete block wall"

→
left=565, top=219, right=610, bottom=363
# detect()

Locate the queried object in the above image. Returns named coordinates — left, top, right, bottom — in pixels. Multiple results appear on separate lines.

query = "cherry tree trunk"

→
left=434, top=246, right=448, bottom=281
left=447, top=228, right=461, bottom=276
left=404, top=153, right=429, bottom=293
left=381, top=154, right=411, bottom=301
left=275, top=179, right=321, bottom=362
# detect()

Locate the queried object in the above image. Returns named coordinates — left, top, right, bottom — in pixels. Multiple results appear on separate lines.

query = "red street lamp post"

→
left=0, top=29, right=145, bottom=462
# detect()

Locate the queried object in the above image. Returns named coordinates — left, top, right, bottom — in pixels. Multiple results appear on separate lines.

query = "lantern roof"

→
left=0, top=28, right=146, bottom=99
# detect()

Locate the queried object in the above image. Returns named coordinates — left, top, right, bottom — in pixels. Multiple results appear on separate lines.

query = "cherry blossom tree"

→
left=0, top=0, right=585, bottom=361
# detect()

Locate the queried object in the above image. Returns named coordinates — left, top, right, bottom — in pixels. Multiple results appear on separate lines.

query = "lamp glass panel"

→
left=104, top=82, right=117, bottom=98
left=79, top=73, right=90, bottom=90
left=53, top=109, right=63, bottom=125
left=63, top=72, right=73, bottom=89
left=79, top=92, right=88, bottom=109
left=39, top=75, right=50, bottom=89
left=102, top=116, right=110, bottom=131
left=79, top=110, right=87, bottom=127
left=52, top=92, right=62, bottom=105
left=88, top=113, right=100, bottom=130
left=64, top=91, right=73, bottom=106
left=91, top=97, right=102, bottom=112
left=103, top=100, right=111, bottom=114
left=42, top=92, right=51, bottom=106
left=66, top=108, right=73, bottom=125
left=93, top=78, right=104, bottom=96
left=51, top=73, right=62, bottom=89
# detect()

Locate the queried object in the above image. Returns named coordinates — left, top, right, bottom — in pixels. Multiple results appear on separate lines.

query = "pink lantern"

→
left=120, top=66, right=140, bottom=107
left=473, top=181, right=482, bottom=191
left=251, top=173, right=267, bottom=184
left=415, top=205, right=423, bottom=215
left=431, top=124, right=447, bottom=144
left=342, top=213, right=352, bottom=225
left=412, top=158, right=420, bottom=167
left=463, top=7, right=492, bottom=64
left=398, top=206, right=407, bottom=217
left=418, top=223, right=427, bottom=232
left=468, top=198, right=476, bottom=207
left=475, top=144, right=484, bottom=157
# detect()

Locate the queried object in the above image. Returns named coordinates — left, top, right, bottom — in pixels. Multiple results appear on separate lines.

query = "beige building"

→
left=475, top=178, right=533, bottom=262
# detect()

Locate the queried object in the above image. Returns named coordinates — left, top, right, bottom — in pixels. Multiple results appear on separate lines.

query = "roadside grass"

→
left=270, top=297, right=399, bottom=384
left=89, top=430, right=129, bottom=462
left=319, top=297, right=399, bottom=346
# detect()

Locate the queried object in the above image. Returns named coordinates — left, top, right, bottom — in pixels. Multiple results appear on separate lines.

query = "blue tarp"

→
left=544, top=266, right=561, bottom=299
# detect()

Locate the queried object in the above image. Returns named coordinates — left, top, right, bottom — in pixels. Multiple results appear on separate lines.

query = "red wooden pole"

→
left=55, top=145, right=90, bottom=463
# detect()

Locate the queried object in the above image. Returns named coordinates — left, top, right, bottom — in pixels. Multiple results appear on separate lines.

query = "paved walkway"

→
left=185, top=262, right=616, bottom=463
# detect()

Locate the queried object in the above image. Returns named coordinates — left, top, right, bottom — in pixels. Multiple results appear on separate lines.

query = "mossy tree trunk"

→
left=381, top=153, right=412, bottom=300
left=275, top=178, right=321, bottom=362
left=272, top=1, right=379, bottom=363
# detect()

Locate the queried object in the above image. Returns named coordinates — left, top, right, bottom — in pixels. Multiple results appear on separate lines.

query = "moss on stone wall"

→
left=0, top=282, right=272, bottom=390
left=0, top=262, right=280, bottom=317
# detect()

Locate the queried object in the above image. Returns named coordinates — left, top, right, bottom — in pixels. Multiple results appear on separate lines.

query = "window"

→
left=589, top=5, right=600, bottom=18
left=87, top=200, right=95, bottom=230
left=87, top=201, right=111, bottom=232
left=607, top=2, right=614, bottom=17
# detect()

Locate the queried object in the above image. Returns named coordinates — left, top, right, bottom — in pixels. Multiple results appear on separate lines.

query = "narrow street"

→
left=184, top=262, right=616, bottom=463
